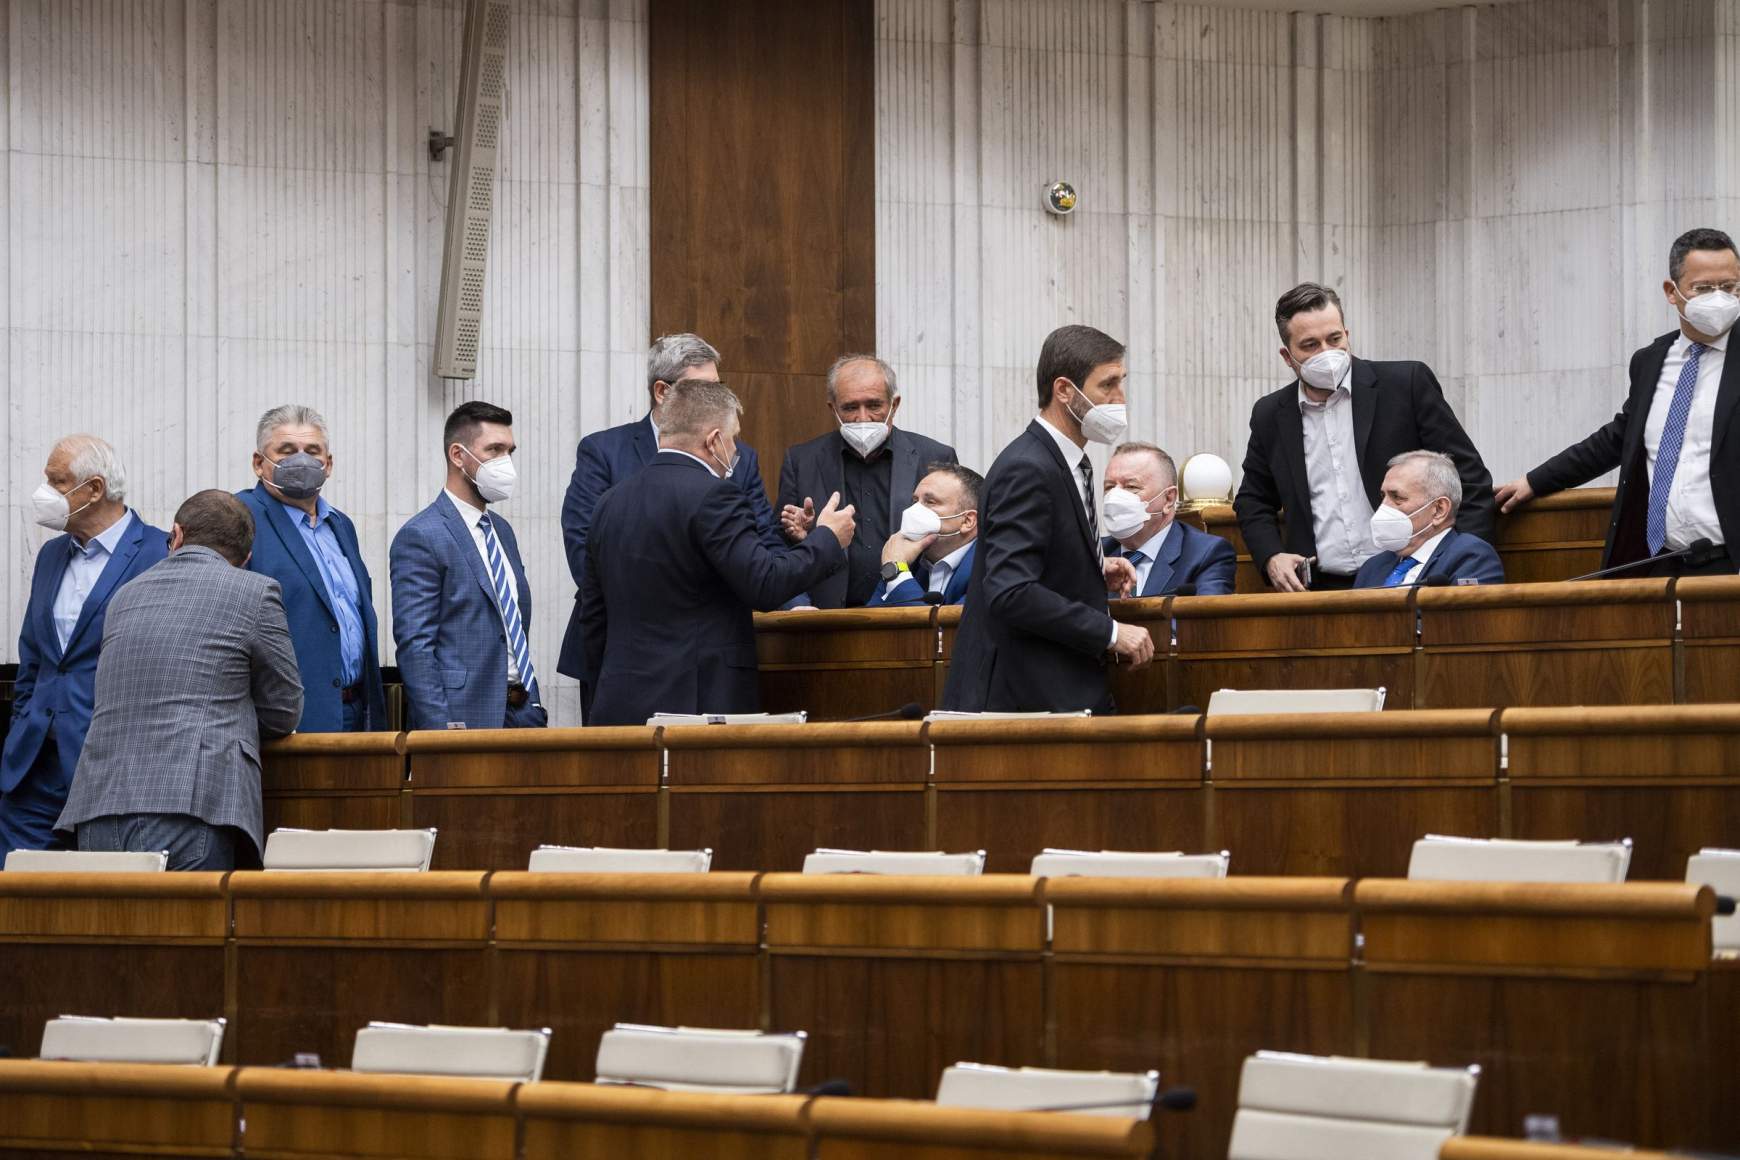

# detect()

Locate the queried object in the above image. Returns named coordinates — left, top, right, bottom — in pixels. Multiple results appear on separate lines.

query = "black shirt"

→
left=840, top=437, right=893, bottom=606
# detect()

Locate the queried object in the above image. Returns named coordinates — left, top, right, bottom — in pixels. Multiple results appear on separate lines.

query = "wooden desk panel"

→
left=1104, top=597, right=1171, bottom=713
left=0, top=874, right=230, bottom=1067
left=1676, top=575, right=1740, bottom=704
left=1207, top=710, right=1500, bottom=876
left=520, top=1085, right=812, bottom=1160
left=755, top=607, right=938, bottom=719
left=809, top=1098, right=1155, bottom=1159
left=1046, top=877, right=1355, bottom=1160
left=404, top=727, right=661, bottom=870
left=230, top=873, right=492, bottom=1068
left=0, top=1060, right=236, bottom=1158
left=1417, top=581, right=1675, bottom=708
left=665, top=722, right=929, bottom=872
left=1443, top=1140, right=1675, bottom=1160
left=1503, top=706, right=1740, bottom=880
left=1171, top=589, right=1415, bottom=712
left=237, top=1069, right=516, bottom=1159
left=763, top=876, right=1047, bottom=1097
left=489, top=873, right=763, bottom=1082
left=262, top=731, right=407, bottom=836
left=930, top=716, right=1205, bottom=872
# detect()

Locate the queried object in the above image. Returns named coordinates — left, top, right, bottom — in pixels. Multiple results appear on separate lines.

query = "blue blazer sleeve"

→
left=388, top=521, right=451, bottom=729
left=561, top=435, right=614, bottom=587
left=734, top=444, right=785, bottom=554
left=863, top=574, right=927, bottom=608
left=1192, top=533, right=1239, bottom=596
left=1451, top=535, right=1506, bottom=585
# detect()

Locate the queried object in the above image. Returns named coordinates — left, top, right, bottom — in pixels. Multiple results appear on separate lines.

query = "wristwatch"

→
left=880, top=560, right=911, bottom=583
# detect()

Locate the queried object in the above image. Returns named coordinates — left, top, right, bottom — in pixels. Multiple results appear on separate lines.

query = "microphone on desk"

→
left=1404, top=573, right=1452, bottom=589
left=841, top=702, right=925, bottom=723
left=803, top=1078, right=855, bottom=1097
left=1170, top=583, right=1197, bottom=598
left=1568, top=537, right=1717, bottom=582
left=1030, top=1086, right=1197, bottom=1115
left=922, top=591, right=946, bottom=606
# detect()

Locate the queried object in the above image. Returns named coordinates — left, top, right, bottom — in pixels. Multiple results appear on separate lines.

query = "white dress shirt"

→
left=1298, top=375, right=1378, bottom=577
left=1644, top=330, right=1727, bottom=550
left=1394, top=526, right=1451, bottom=586
left=1117, top=520, right=1175, bottom=596
left=442, top=489, right=522, bottom=685
left=1033, top=415, right=1117, bottom=646
left=53, top=510, right=135, bottom=652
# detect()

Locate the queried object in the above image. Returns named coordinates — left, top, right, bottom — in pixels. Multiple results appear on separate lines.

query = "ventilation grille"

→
left=434, top=0, right=511, bottom=380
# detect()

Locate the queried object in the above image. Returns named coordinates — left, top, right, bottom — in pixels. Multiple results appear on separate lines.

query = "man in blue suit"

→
left=238, top=405, right=385, bottom=732
left=1355, top=450, right=1505, bottom=588
left=558, top=334, right=788, bottom=716
left=1100, top=442, right=1237, bottom=597
left=580, top=381, right=856, bottom=726
left=391, top=402, right=547, bottom=731
left=2, top=435, right=168, bottom=857
left=864, top=463, right=981, bottom=607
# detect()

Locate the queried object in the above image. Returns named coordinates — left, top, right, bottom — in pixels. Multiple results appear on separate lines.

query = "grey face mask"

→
left=267, top=451, right=328, bottom=500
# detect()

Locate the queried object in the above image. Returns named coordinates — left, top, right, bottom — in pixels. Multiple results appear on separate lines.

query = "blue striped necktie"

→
left=1646, top=341, right=1705, bottom=555
left=1382, top=556, right=1418, bottom=587
left=477, top=513, right=536, bottom=694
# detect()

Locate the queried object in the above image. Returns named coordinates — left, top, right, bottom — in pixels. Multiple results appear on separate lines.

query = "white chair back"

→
left=1207, top=688, right=1386, bottom=715
left=40, top=1016, right=225, bottom=1066
left=350, top=1022, right=550, bottom=1082
left=936, top=1063, right=1160, bottom=1119
left=1407, top=835, right=1631, bottom=883
left=801, top=849, right=986, bottom=876
left=5, top=850, right=167, bottom=873
left=262, top=828, right=436, bottom=872
left=1228, top=1051, right=1479, bottom=1160
left=1029, top=849, right=1229, bottom=879
left=594, top=1024, right=806, bottom=1094
left=527, top=846, right=712, bottom=873
left=1688, top=847, right=1740, bottom=953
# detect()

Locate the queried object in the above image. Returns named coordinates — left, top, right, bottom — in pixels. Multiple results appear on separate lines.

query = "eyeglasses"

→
left=1682, top=281, right=1740, bottom=297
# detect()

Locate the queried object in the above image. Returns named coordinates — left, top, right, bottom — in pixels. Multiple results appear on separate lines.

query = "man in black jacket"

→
left=1497, top=227, right=1740, bottom=577
left=580, top=381, right=856, bottom=726
left=941, top=325, right=1153, bottom=714
left=1234, top=282, right=1496, bottom=591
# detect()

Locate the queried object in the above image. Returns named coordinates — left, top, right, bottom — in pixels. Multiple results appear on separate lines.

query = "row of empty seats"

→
left=36, top=1014, right=1482, bottom=1158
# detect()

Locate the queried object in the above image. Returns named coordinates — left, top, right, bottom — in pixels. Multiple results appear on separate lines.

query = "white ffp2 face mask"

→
left=839, top=420, right=890, bottom=458
left=458, top=445, right=517, bottom=504
left=1066, top=386, right=1127, bottom=446
left=1296, top=348, right=1351, bottom=391
left=899, top=501, right=973, bottom=542
left=1677, top=289, right=1740, bottom=338
left=1369, top=500, right=1435, bottom=554
left=1101, top=487, right=1154, bottom=539
left=32, top=478, right=96, bottom=532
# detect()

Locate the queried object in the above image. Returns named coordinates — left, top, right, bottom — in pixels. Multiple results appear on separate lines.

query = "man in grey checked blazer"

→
left=57, top=490, right=303, bottom=870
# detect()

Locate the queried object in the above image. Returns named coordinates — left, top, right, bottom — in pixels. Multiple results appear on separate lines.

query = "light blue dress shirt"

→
left=53, top=510, right=135, bottom=652
left=278, top=495, right=365, bottom=686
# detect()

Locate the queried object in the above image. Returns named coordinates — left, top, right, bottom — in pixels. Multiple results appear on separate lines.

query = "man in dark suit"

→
left=1497, top=227, right=1740, bottom=577
left=1, top=436, right=168, bottom=858
left=558, top=334, right=787, bottom=715
left=1354, top=451, right=1503, bottom=588
left=238, top=405, right=386, bottom=732
left=1100, top=441, right=1237, bottom=597
left=864, top=463, right=982, bottom=607
left=56, top=490, right=302, bottom=871
left=1235, top=282, right=1495, bottom=592
left=776, top=355, right=957, bottom=608
left=580, top=381, right=857, bottom=726
left=391, top=402, right=547, bottom=731
left=941, top=325, right=1155, bottom=714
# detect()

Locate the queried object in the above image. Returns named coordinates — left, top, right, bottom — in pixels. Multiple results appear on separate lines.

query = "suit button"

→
left=330, top=624, right=338, bottom=633
left=331, top=678, right=341, bottom=687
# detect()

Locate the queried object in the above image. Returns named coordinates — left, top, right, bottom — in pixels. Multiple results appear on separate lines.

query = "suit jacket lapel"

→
left=62, top=515, right=146, bottom=656
left=257, top=485, right=338, bottom=622
left=1026, top=421, right=1096, bottom=555
left=1713, top=339, right=1740, bottom=456
left=1143, top=524, right=1184, bottom=598
left=333, top=513, right=376, bottom=636
left=1351, top=357, right=1379, bottom=471
left=1275, top=400, right=1312, bottom=523
left=889, top=429, right=920, bottom=514
left=1625, top=334, right=1677, bottom=466
left=947, top=543, right=976, bottom=603
left=437, top=493, right=499, bottom=608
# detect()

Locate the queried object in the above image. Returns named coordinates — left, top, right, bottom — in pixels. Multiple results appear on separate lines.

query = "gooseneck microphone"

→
left=1569, top=537, right=1717, bottom=581
left=1030, top=1086, right=1198, bottom=1115
left=841, top=702, right=925, bottom=723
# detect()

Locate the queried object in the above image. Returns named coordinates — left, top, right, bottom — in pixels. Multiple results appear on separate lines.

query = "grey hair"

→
left=256, top=404, right=330, bottom=453
left=54, top=434, right=128, bottom=505
left=1388, top=449, right=1462, bottom=512
left=1110, top=441, right=1178, bottom=489
left=648, top=333, right=722, bottom=393
left=826, top=354, right=900, bottom=402
left=658, top=380, right=743, bottom=440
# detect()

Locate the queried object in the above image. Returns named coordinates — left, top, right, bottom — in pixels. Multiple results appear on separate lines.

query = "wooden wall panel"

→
left=650, top=0, right=875, bottom=500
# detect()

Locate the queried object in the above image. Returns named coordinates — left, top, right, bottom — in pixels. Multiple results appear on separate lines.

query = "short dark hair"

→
left=1669, top=228, right=1738, bottom=284
left=443, top=401, right=514, bottom=451
left=1275, top=282, right=1344, bottom=344
left=923, top=461, right=984, bottom=512
left=173, top=489, right=254, bottom=566
left=1035, top=325, right=1126, bottom=408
